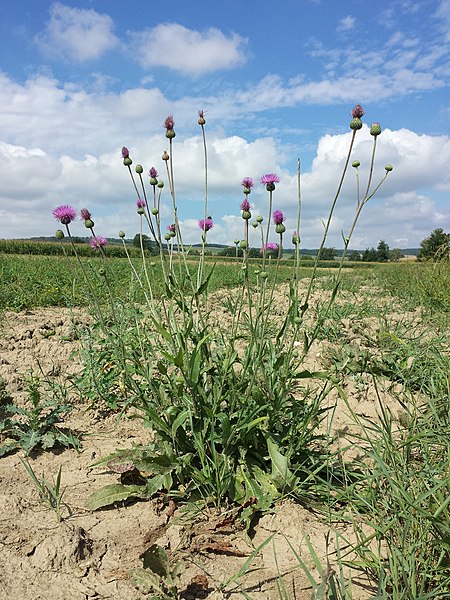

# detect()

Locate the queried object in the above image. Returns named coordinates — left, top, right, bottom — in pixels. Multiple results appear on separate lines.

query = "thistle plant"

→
left=53, top=105, right=392, bottom=516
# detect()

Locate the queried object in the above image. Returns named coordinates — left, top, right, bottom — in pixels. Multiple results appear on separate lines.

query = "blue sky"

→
left=0, top=0, right=449, bottom=248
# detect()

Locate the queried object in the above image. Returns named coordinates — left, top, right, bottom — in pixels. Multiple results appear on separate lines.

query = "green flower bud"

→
left=252, top=221, right=258, bottom=228
left=118, top=230, right=125, bottom=238
left=169, top=231, right=176, bottom=238
left=349, top=118, right=363, bottom=130
left=370, top=122, right=381, bottom=136
left=352, top=160, right=360, bottom=168
left=265, top=183, right=276, bottom=192
left=137, top=207, right=145, bottom=215
left=256, top=215, right=263, bottom=223
left=385, top=164, right=393, bottom=172
left=260, top=271, right=269, bottom=279
left=276, top=223, right=286, bottom=234
left=55, top=230, right=64, bottom=240
left=157, top=181, right=164, bottom=189
left=243, top=187, right=251, bottom=195
left=135, top=164, right=143, bottom=174
left=234, top=239, right=239, bottom=245
left=164, top=233, right=171, bottom=241
left=165, top=129, right=176, bottom=139
left=84, top=219, right=94, bottom=229
left=240, top=240, right=247, bottom=249
left=149, top=177, right=158, bottom=186
left=242, top=210, right=251, bottom=220
left=123, top=157, right=132, bottom=166
left=254, top=269, right=260, bottom=275
left=98, top=268, right=106, bottom=276
left=151, top=207, right=159, bottom=215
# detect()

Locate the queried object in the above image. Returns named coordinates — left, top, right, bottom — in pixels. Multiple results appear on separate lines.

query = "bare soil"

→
left=0, top=304, right=404, bottom=599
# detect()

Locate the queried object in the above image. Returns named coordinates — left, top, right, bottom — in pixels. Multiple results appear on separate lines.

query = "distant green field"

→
left=1, top=245, right=448, bottom=314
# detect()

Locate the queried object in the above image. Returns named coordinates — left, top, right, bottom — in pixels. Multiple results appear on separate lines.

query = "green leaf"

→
left=140, top=544, right=170, bottom=577
left=85, top=483, right=146, bottom=511
left=129, top=567, right=162, bottom=595
left=267, top=437, right=296, bottom=489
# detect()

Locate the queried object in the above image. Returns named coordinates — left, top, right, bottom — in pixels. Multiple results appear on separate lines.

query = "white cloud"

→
left=130, top=23, right=247, bottom=76
left=35, top=2, right=118, bottom=61
left=337, top=16, right=355, bottom=32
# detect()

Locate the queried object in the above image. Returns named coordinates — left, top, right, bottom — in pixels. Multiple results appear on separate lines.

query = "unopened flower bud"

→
left=292, top=231, right=300, bottom=245
left=149, top=177, right=158, bottom=186
left=157, top=181, right=164, bottom=189
left=350, top=118, right=363, bottom=130
left=119, top=230, right=125, bottom=238
left=385, top=164, right=393, bottom=172
left=55, top=230, right=64, bottom=240
left=165, top=129, right=176, bottom=139
left=240, top=240, right=247, bottom=249
left=137, top=207, right=145, bottom=215
left=84, top=219, right=94, bottom=229
left=352, top=160, right=360, bottom=168
left=123, top=157, right=132, bottom=166
left=242, top=210, right=251, bottom=220
left=254, top=269, right=260, bottom=275
left=252, top=221, right=258, bottom=228
left=276, top=223, right=286, bottom=234
left=151, top=207, right=159, bottom=215
left=242, top=187, right=251, bottom=195
left=370, top=122, right=381, bottom=136
left=162, top=151, right=169, bottom=161
left=198, top=110, right=206, bottom=125
left=164, top=233, right=171, bottom=241
left=260, top=271, right=269, bottom=279
left=98, top=268, right=106, bottom=277
left=256, top=215, right=263, bottom=223
left=234, top=239, right=239, bottom=245
left=135, top=164, right=143, bottom=174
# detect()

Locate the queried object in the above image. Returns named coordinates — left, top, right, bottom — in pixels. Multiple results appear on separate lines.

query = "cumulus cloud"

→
left=35, top=2, right=118, bottom=61
left=337, top=16, right=356, bottom=32
left=130, top=23, right=247, bottom=76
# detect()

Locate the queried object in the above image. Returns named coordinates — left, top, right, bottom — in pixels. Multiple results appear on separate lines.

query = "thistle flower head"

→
left=199, top=217, right=213, bottom=232
left=292, top=230, right=300, bottom=245
left=80, top=208, right=92, bottom=221
left=52, top=205, right=77, bottom=225
left=260, top=242, right=278, bottom=254
left=198, top=110, right=206, bottom=125
left=272, top=210, right=285, bottom=225
left=241, top=177, right=254, bottom=192
left=164, top=115, right=174, bottom=130
left=260, top=173, right=280, bottom=185
left=90, top=236, right=107, bottom=250
left=240, top=198, right=251, bottom=212
left=121, top=147, right=129, bottom=158
left=136, top=199, right=146, bottom=208
left=167, top=223, right=176, bottom=233
left=149, top=167, right=158, bottom=178
left=351, top=105, right=365, bottom=119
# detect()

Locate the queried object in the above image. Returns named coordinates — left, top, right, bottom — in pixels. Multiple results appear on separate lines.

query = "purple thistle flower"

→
left=164, top=115, right=174, bottom=130
left=122, top=147, right=129, bottom=158
left=260, top=242, right=278, bottom=254
left=90, top=236, right=107, bottom=250
left=260, top=173, right=280, bottom=185
left=241, top=198, right=251, bottom=211
left=136, top=199, right=146, bottom=208
left=351, top=105, right=365, bottom=119
left=80, top=208, right=92, bottom=221
left=167, top=223, right=176, bottom=233
left=149, top=167, right=158, bottom=178
left=241, top=177, right=254, bottom=189
left=199, top=217, right=214, bottom=232
left=52, top=205, right=77, bottom=225
left=272, top=210, right=285, bottom=225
